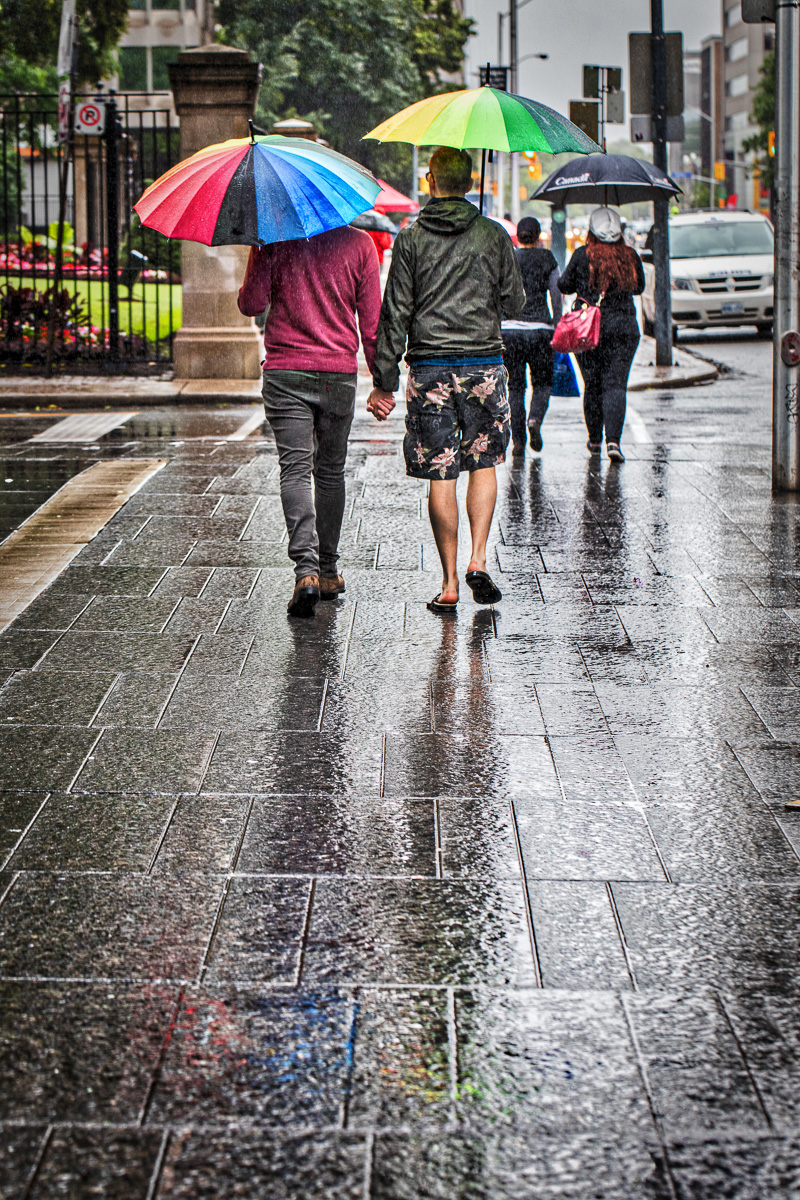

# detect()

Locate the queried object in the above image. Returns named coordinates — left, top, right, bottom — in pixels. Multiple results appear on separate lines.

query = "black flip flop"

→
left=427, top=593, right=458, bottom=613
left=465, top=570, right=502, bottom=605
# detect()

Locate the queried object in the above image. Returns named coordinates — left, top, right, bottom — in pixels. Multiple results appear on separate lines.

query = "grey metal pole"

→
left=650, top=0, right=672, bottom=367
left=773, top=0, right=800, bottom=490
left=551, top=205, right=567, bottom=272
left=509, top=0, right=521, bottom=223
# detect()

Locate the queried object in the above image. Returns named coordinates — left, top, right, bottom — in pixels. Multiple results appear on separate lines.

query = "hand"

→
left=367, top=387, right=396, bottom=422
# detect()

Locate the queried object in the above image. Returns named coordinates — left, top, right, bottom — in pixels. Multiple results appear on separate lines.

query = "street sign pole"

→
left=650, top=0, right=672, bottom=367
left=772, top=0, right=800, bottom=490
left=105, top=92, right=120, bottom=362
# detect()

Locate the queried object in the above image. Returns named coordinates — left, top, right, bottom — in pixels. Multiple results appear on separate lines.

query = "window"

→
left=152, top=0, right=181, bottom=8
left=670, top=219, right=773, bottom=259
left=151, top=45, right=179, bottom=90
left=726, top=74, right=749, bottom=97
left=726, top=3, right=742, bottom=25
left=726, top=36, right=748, bottom=61
left=129, top=0, right=146, bottom=8
left=118, top=46, right=147, bottom=91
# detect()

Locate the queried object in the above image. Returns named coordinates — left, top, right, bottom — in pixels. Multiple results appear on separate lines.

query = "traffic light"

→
left=768, top=130, right=775, bottom=156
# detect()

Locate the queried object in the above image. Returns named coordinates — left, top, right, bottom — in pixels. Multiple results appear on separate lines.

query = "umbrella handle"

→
left=248, top=119, right=256, bottom=144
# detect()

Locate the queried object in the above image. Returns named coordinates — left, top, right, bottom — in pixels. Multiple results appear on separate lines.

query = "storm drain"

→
left=0, top=458, right=165, bottom=630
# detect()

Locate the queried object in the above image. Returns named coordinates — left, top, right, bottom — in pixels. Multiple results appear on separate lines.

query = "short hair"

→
left=429, top=146, right=473, bottom=195
left=516, top=216, right=541, bottom=244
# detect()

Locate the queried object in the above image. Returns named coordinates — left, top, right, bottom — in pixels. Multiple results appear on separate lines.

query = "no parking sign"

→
left=74, top=100, right=106, bottom=136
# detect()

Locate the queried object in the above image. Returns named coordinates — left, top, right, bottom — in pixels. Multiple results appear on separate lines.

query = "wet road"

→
left=1, top=340, right=800, bottom=1196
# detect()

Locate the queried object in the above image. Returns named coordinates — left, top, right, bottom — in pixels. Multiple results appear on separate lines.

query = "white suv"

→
left=642, top=210, right=774, bottom=338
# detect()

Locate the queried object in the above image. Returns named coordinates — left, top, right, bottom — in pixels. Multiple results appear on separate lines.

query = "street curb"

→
left=0, top=378, right=263, bottom=410
left=627, top=335, right=718, bottom=391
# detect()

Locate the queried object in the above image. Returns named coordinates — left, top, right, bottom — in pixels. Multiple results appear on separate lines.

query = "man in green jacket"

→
left=367, top=146, right=524, bottom=612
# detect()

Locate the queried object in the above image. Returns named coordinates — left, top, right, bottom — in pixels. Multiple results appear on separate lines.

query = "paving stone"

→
left=0, top=726, right=98, bottom=791
left=29, top=1128, right=164, bottom=1200
left=0, top=791, right=47, bottom=866
left=149, top=566, right=214, bottom=598
left=615, top=735, right=761, bottom=805
left=11, top=591, right=93, bottom=629
left=527, top=881, right=633, bottom=989
left=148, top=986, right=353, bottom=1124
left=157, top=1130, right=367, bottom=1200
left=236, top=794, right=436, bottom=876
left=73, top=728, right=218, bottom=794
left=645, top=797, right=800, bottom=882
left=0, top=628, right=61, bottom=668
left=48, top=566, right=166, bottom=595
left=732, top=742, right=800, bottom=807
left=0, top=873, right=223, bottom=980
left=348, top=988, right=450, bottom=1126
left=160, top=675, right=324, bottom=731
left=40, top=631, right=196, bottom=673
left=160, top=596, right=230, bottom=633
left=595, top=683, right=769, bottom=738
left=547, top=734, right=637, bottom=802
left=71, top=595, right=180, bottom=633
left=741, top=686, right=800, bottom=741
left=302, top=879, right=536, bottom=987
left=455, top=990, right=653, bottom=1136
left=8, top=792, right=175, bottom=872
left=0, top=669, right=116, bottom=726
left=438, top=794, right=521, bottom=879
left=625, top=991, right=768, bottom=1135
left=202, top=732, right=383, bottom=794
left=611, top=882, right=800, bottom=991
left=0, top=981, right=177, bottom=1120
left=723, top=993, right=800, bottom=1130
left=179, top=633, right=254, bottom=676
left=384, top=734, right=557, bottom=798
left=0, top=1127, right=46, bottom=1198
left=91, top=671, right=178, bottom=727
left=203, top=876, right=310, bottom=983
left=151, top=794, right=251, bottom=873
left=665, top=1136, right=800, bottom=1200
left=516, top=797, right=665, bottom=882
left=371, top=1131, right=671, bottom=1200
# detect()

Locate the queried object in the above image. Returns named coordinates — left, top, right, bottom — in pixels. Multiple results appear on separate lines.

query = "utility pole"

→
left=772, top=0, right=800, bottom=489
left=650, top=0, right=672, bottom=366
left=509, top=0, right=520, bottom=223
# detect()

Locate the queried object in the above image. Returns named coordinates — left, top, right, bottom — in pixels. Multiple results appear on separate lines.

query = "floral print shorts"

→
left=403, top=362, right=510, bottom=480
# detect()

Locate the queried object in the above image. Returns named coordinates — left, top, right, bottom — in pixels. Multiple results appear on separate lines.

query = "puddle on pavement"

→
left=103, top=408, right=265, bottom=441
left=0, top=456, right=93, bottom=540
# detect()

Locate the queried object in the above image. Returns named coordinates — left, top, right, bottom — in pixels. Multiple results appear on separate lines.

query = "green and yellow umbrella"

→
left=364, top=85, right=602, bottom=207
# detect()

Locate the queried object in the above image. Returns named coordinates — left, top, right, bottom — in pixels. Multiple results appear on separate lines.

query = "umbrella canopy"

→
left=364, top=87, right=601, bottom=155
left=350, top=209, right=398, bottom=233
left=374, top=179, right=418, bottom=213
left=134, top=133, right=381, bottom=247
left=533, top=153, right=681, bottom=206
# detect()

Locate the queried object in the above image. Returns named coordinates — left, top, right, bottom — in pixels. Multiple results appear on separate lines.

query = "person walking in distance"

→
left=557, top=207, right=645, bottom=463
left=501, top=216, right=562, bottom=455
left=367, top=146, right=524, bottom=612
left=238, top=225, right=381, bottom=618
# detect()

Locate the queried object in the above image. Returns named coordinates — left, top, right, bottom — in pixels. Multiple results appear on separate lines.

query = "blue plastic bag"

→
left=552, top=351, right=580, bottom=398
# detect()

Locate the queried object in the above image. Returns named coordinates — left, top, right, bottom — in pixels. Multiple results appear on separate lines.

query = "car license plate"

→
left=721, top=302, right=744, bottom=315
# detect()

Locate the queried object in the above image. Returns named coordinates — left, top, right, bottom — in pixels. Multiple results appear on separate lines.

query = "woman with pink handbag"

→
left=555, top=208, right=645, bottom=462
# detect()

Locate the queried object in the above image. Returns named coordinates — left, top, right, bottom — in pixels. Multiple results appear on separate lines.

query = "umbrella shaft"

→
left=480, top=148, right=487, bottom=214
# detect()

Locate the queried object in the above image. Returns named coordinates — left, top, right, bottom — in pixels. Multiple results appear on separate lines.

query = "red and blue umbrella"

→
left=134, top=132, right=381, bottom=247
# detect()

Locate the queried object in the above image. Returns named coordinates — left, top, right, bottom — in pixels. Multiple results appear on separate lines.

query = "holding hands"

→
left=367, top=387, right=396, bottom=422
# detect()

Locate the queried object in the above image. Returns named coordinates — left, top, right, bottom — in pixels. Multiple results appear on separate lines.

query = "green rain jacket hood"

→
left=372, top=197, right=525, bottom=392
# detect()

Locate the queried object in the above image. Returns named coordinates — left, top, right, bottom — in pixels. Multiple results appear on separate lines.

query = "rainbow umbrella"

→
left=364, top=86, right=601, bottom=208
left=134, top=131, right=381, bottom=247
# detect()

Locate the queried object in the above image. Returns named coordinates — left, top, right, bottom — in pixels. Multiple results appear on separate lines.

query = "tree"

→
left=218, top=0, right=473, bottom=181
left=742, top=49, right=774, bottom=192
left=0, top=0, right=130, bottom=87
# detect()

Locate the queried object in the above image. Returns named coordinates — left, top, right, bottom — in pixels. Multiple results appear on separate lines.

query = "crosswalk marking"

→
left=29, top=412, right=137, bottom=442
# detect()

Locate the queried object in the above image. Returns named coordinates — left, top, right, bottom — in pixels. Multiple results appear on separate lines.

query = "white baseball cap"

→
left=589, top=207, right=623, bottom=243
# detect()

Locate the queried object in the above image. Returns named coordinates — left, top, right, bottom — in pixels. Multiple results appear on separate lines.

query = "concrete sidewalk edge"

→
left=628, top=335, right=718, bottom=391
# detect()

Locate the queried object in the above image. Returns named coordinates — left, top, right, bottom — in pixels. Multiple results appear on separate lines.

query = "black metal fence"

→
left=0, top=91, right=181, bottom=374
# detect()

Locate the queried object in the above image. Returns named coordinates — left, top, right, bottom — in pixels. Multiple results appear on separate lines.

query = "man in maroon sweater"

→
left=238, top=225, right=381, bottom=618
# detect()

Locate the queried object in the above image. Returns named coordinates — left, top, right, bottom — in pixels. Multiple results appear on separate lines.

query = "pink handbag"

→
left=551, top=297, right=602, bottom=353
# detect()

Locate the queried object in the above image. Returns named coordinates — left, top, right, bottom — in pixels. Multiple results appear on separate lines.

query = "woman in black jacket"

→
left=558, top=207, right=645, bottom=463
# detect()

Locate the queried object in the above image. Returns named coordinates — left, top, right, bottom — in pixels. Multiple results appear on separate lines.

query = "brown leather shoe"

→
left=287, top=574, right=320, bottom=618
left=319, top=574, right=345, bottom=600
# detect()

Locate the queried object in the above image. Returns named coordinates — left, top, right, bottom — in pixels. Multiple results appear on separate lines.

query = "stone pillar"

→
left=168, top=45, right=263, bottom=380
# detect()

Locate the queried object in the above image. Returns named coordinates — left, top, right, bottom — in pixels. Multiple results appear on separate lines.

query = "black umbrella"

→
left=532, top=153, right=681, bottom=206
left=350, top=209, right=398, bottom=233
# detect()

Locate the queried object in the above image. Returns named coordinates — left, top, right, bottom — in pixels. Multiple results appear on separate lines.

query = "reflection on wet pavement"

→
left=2, top=356, right=800, bottom=1195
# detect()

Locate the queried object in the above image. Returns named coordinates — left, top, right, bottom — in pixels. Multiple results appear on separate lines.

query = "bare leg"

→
left=465, top=466, right=497, bottom=573
left=428, top=478, right=460, bottom=602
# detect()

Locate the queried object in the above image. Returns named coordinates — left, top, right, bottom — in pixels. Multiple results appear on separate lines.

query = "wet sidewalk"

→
left=1, top=366, right=800, bottom=1198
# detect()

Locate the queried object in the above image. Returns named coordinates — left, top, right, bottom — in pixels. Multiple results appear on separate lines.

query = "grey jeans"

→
left=262, top=369, right=356, bottom=580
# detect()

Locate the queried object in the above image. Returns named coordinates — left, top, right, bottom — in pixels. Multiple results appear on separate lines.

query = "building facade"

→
left=721, top=0, right=772, bottom=208
left=115, top=0, right=213, bottom=113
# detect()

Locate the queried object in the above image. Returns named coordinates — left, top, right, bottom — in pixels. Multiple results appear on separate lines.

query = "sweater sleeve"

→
left=632, top=252, right=646, bottom=295
left=372, top=231, right=415, bottom=392
left=557, top=245, right=585, bottom=295
left=356, top=241, right=382, bottom=374
left=237, top=246, right=271, bottom=316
